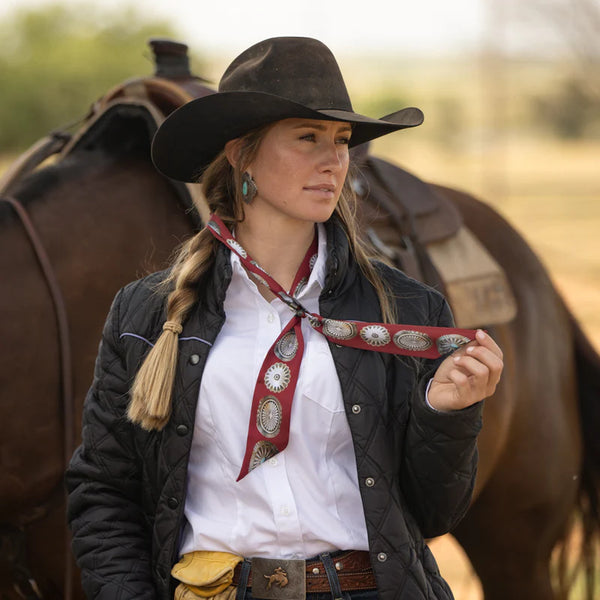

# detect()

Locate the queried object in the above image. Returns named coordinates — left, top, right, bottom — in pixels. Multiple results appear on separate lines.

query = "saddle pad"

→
left=426, top=226, right=517, bottom=328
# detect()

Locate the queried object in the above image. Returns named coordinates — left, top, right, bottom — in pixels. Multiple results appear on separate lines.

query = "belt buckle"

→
left=251, top=557, right=306, bottom=600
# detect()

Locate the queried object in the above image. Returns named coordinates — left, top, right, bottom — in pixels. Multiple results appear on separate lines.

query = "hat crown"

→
left=219, top=37, right=353, bottom=112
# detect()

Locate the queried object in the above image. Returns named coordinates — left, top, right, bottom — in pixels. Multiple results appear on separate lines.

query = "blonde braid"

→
left=127, top=229, right=216, bottom=429
left=127, top=127, right=268, bottom=430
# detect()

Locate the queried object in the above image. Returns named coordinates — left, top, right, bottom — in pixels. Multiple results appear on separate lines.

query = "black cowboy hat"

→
left=151, top=36, right=424, bottom=182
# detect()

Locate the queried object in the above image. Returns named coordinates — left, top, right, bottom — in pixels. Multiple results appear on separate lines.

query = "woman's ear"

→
left=224, top=138, right=242, bottom=168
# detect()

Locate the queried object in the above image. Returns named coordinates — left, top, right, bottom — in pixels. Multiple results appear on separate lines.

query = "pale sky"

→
left=3, top=0, right=582, bottom=61
left=2, top=0, right=490, bottom=55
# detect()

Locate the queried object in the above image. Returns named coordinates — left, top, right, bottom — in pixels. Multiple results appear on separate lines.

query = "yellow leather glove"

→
left=172, top=551, right=243, bottom=598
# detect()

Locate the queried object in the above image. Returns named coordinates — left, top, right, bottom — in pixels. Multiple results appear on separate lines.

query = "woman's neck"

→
left=235, top=218, right=316, bottom=294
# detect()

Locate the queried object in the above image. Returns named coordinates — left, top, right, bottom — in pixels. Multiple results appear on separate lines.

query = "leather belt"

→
left=232, top=550, right=376, bottom=593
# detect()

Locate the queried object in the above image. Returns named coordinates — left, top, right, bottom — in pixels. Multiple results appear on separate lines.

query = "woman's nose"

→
left=319, top=143, right=347, bottom=172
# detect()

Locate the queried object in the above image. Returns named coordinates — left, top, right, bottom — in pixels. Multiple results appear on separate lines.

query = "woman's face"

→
left=244, top=118, right=351, bottom=227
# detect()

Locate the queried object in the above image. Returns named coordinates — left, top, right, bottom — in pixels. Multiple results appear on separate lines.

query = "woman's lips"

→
left=304, top=183, right=336, bottom=197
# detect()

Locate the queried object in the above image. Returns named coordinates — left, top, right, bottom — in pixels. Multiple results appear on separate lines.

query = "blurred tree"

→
left=0, top=3, right=204, bottom=154
left=532, top=77, right=598, bottom=139
left=518, top=0, right=600, bottom=139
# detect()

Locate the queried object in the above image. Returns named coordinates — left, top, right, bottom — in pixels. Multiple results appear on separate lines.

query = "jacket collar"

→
left=323, top=216, right=354, bottom=297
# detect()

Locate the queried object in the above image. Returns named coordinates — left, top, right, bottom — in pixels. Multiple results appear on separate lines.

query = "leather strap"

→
left=0, top=196, right=75, bottom=600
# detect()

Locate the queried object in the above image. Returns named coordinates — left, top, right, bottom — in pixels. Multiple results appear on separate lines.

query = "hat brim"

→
left=151, top=91, right=424, bottom=182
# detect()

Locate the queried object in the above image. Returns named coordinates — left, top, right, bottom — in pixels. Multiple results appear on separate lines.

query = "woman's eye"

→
left=298, top=131, right=350, bottom=144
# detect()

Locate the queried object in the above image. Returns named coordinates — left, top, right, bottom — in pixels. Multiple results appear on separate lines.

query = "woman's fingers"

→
left=452, top=353, right=499, bottom=398
left=472, top=329, right=503, bottom=361
left=429, top=330, right=504, bottom=410
left=457, top=339, right=503, bottom=381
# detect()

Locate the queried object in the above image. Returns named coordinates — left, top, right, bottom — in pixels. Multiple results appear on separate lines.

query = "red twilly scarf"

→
left=207, top=215, right=477, bottom=479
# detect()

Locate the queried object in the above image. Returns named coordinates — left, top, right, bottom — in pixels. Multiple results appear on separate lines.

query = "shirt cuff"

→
left=425, top=378, right=450, bottom=413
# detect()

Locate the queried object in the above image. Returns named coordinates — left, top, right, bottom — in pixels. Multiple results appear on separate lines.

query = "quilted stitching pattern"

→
left=67, top=288, right=158, bottom=599
left=323, top=259, right=482, bottom=599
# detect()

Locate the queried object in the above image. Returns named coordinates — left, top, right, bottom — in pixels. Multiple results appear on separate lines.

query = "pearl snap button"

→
left=352, top=404, right=361, bottom=414
left=189, top=354, right=200, bottom=365
left=312, top=567, right=320, bottom=575
left=377, top=552, right=387, bottom=562
left=365, top=477, right=375, bottom=487
left=335, top=562, right=343, bottom=571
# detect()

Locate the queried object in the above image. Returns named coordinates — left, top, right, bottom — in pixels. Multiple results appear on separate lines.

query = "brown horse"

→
left=1, top=42, right=599, bottom=600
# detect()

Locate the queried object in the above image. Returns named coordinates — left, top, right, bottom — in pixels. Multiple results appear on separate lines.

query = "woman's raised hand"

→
left=428, top=330, right=504, bottom=412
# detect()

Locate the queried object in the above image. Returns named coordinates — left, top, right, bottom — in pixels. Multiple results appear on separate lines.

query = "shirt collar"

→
left=229, top=223, right=328, bottom=298
left=306, top=222, right=327, bottom=294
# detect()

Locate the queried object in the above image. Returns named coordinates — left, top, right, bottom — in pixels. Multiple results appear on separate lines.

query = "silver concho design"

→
left=309, top=253, right=318, bottom=270
left=249, top=440, right=279, bottom=471
left=359, top=325, right=390, bottom=346
left=294, top=277, right=308, bottom=297
left=264, top=362, right=291, bottom=393
left=436, top=334, right=471, bottom=355
left=274, top=331, right=298, bottom=362
left=393, top=330, right=433, bottom=352
left=226, top=238, right=247, bottom=258
left=207, top=221, right=221, bottom=235
left=322, top=319, right=357, bottom=340
left=256, top=396, right=282, bottom=438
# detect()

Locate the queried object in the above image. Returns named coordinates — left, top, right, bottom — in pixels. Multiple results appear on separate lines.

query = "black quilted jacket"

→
left=66, top=219, right=482, bottom=600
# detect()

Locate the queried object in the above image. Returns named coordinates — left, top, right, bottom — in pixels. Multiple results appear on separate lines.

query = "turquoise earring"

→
left=241, top=172, right=258, bottom=204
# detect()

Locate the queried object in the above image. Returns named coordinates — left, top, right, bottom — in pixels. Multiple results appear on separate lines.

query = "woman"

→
left=66, top=37, right=503, bottom=600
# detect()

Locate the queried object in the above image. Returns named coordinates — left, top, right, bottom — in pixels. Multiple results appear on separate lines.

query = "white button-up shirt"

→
left=179, top=224, right=369, bottom=558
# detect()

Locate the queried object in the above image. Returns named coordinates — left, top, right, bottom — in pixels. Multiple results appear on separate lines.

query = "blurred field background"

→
left=0, top=1, right=598, bottom=597
left=352, top=53, right=600, bottom=357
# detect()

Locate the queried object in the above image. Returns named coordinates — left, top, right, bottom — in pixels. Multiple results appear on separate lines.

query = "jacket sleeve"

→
left=65, top=288, right=157, bottom=600
left=400, top=294, right=483, bottom=538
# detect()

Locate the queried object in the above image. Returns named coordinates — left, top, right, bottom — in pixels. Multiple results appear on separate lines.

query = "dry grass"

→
left=429, top=535, right=483, bottom=599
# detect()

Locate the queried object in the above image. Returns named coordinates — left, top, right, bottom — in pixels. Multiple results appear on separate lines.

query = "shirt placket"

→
left=257, top=299, right=304, bottom=555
